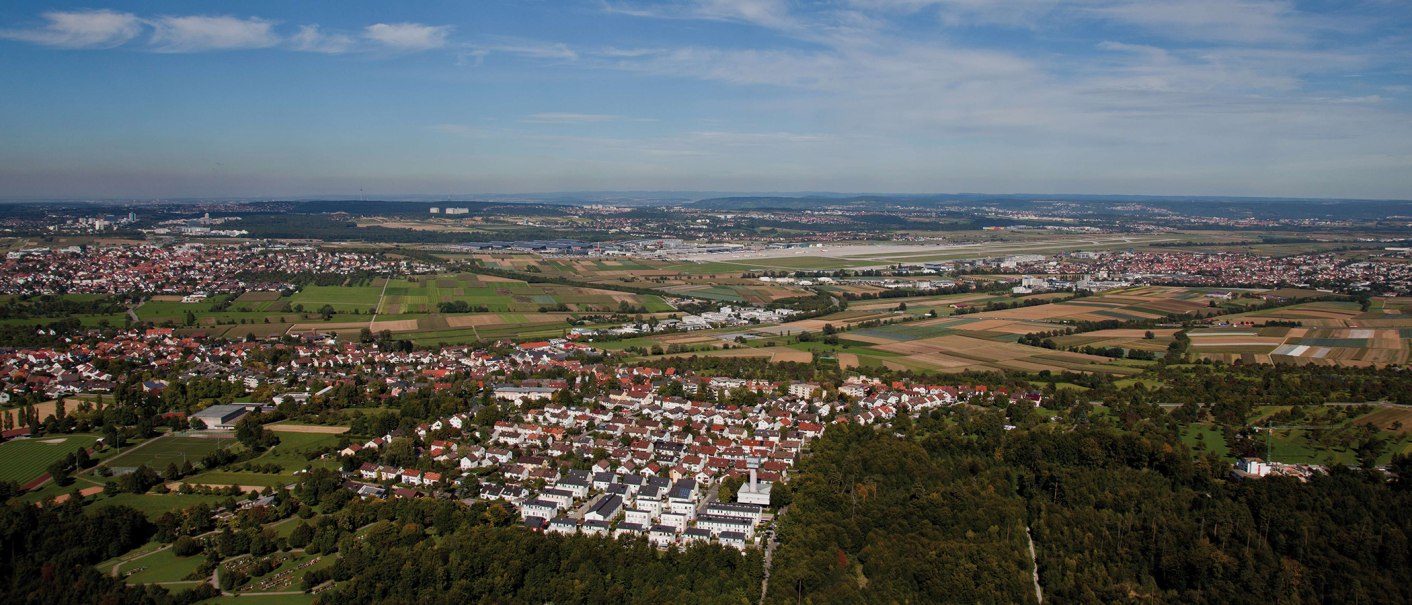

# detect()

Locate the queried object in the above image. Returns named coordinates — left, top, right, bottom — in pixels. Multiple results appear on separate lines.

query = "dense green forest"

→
left=767, top=411, right=1412, bottom=604
left=764, top=421, right=1037, bottom=604
left=318, top=524, right=762, bottom=604
left=0, top=500, right=218, bottom=604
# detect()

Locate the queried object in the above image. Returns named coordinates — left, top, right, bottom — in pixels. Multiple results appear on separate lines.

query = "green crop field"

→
left=376, top=273, right=667, bottom=314
left=0, top=433, right=100, bottom=484
left=289, top=285, right=384, bottom=312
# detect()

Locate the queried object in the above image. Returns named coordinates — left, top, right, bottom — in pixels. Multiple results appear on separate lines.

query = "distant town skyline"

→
left=2, top=0, right=1409, bottom=199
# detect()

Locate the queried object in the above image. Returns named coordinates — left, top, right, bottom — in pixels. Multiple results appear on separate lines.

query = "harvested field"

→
left=837, top=353, right=860, bottom=369
left=234, top=291, right=282, bottom=302
left=1355, top=407, right=1412, bottom=434
left=675, top=348, right=773, bottom=359
left=446, top=314, right=508, bottom=327
left=1091, top=328, right=1180, bottom=338
left=953, top=319, right=1054, bottom=335
left=769, top=349, right=813, bottom=363
left=369, top=319, right=420, bottom=332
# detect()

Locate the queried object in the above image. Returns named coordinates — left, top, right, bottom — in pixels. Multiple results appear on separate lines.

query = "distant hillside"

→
left=276, top=200, right=572, bottom=217
left=691, top=194, right=1412, bottom=220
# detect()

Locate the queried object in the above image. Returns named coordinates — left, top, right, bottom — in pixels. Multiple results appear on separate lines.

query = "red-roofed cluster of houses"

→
left=1, top=243, right=440, bottom=295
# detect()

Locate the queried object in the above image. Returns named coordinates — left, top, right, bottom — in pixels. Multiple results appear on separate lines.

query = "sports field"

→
left=103, top=434, right=237, bottom=470
left=0, top=433, right=100, bottom=484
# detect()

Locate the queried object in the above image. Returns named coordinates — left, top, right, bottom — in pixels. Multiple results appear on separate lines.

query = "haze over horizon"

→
left=2, top=0, right=1410, bottom=200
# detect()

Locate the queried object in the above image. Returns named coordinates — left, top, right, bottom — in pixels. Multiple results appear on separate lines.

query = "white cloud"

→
left=473, top=39, right=579, bottom=62
left=148, top=15, right=280, bottom=52
left=0, top=9, right=142, bottom=49
left=291, top=25, right=355, bottom=54
left=364, top=23, right=451, bottom=51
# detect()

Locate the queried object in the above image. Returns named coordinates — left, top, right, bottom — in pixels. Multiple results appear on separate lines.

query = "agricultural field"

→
left=1190, top=326, right=1411, bottom=365
left=376, top=273, right=671, bottom=314
left=602, top=286, right=1400, bottom=374
left=969, top=286, right=1234, bottom=323
left=1052, top=328, right=1179, bottom=352
left=144, top=271, right=675, bottom=342
left=472, top=254, right=816, bottom=301
left=289, top=284, right=385, bottom=313
left=0, top=433, right=100, bottom=485
left=1213, top=300, right=1367, bottom=328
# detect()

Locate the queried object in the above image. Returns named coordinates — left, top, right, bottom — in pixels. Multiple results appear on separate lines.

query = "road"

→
left=126, top=300, right=143, bottom=324
left=695, top=483, right=720, bottom=517
left=571, top=493, right=603, bottom=520
left=369, top=274, right=392, bottom=326
left=1026, top=525, right=1043, bottom=604
left=759, top=504, right=789, bottom=605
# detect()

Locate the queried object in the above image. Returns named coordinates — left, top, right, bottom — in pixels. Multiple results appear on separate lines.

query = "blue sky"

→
left=1, top=0, right=1409, bottom=199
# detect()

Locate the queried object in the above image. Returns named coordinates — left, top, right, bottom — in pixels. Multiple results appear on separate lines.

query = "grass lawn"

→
left=1048, top=382, right=1092, bottom=391
left=97, top=539, right=167, bottom=573
left=1113, top=377, right=1165, bottom=389
left=0, top=433, right=101, bottom=484
left=186, top=432, right=337, bottom=487
left=117, top=545, right=207, bottom=584
left=1180, top=424, right=1232, bottom=461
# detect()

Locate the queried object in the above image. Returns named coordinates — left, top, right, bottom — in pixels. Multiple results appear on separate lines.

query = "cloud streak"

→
left=0, top=10, right=142, bottom=49
left=364, top=22, right=452, bottom=51
left=148, top=15, right=280, bottom=53
left=291, top=25, right=356, bottom=54
left=0, top=11, right=454, bottom=55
